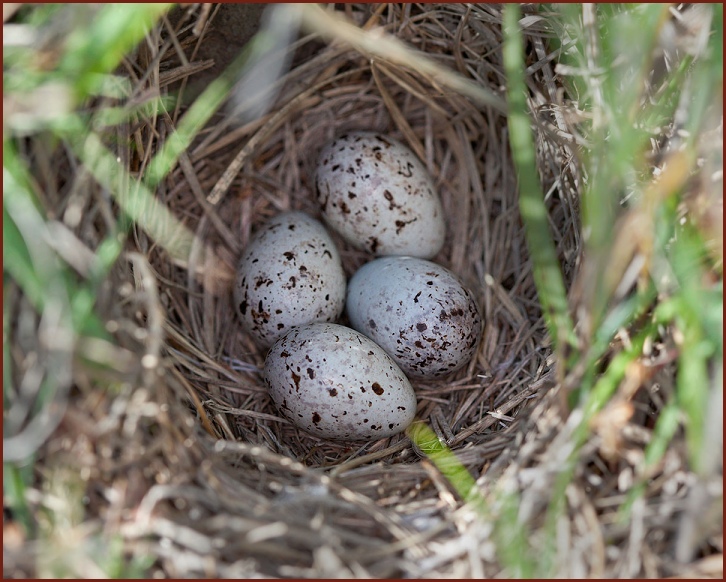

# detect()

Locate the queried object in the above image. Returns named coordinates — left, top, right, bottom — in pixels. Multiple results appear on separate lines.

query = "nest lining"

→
left=154, top=7, right=578, bottom=471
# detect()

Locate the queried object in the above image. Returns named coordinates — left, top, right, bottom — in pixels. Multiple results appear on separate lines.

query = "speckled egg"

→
left=346, top=257, right=482, bottom=379
left=234, top=211, right=346, bottom=348
left=315, top=132, right=446, bottom=258
left=264, top=323, right=417, bottom=440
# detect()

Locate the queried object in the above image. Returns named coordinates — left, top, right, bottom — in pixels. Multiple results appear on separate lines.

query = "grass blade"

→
left=145, top=5, right=300, bottom=189
left=143, top=41, right=255, bottom=189
left=407, top=422, right=538, bottom=576
left=503, top=4, right=576, bottom=357
left=3, top=462, right=35, bottom=536
left=58, top=4, right=172, bottom=100
left=407, top=422, right=485, bottom=512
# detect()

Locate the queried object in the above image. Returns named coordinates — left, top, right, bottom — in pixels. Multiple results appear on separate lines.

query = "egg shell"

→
left=264, top=323, right=417, bottom=440
left=346, top=257, right=482, bottom=379
left=234, top=211, right=346, bottom=348
left=315, top=132, right=446, bottom=258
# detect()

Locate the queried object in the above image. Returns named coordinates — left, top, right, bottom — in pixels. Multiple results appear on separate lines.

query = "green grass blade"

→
left=503, top=4, right=576, bottom=356
left=493, top=491, right=538, bottom=578
left=145, top=5, right=300, bottom=189
left=545, top=322, right=658, bottom=561
left=569, top=282, right=658, bottom=408
left=599, top=4, right=670, bottom=125
left=58, top=4, right=172, bottom=101
left=408, top=421, right=544, bottom=576
left=618, top=397, right=681, bottom=521
left=668, top=226, right=720, bottom=473
left=407, top=422, right=486, bottom=511
left=556, top=5, right=681, bottom=335
left=3, top=462, right=35, bottom=536
left=683, top=5, right=722, bottom=141
left=3, top=277, right=15, bottom=410
left=582, top=325, right=655, bottom=420
left=3, top=149, right=110, bottom=341
left=3, top=203, right=46, bottom=313
left=69, top=130, right=196, bottom=266
left=143, top=42, right=257, bottom=189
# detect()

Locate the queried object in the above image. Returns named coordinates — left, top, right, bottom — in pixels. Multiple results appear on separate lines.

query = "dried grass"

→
left=4, top=3, right=721, bottom=578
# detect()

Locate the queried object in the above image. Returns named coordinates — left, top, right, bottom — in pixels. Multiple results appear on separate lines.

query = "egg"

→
left=346, top=257, right=482, bottom=379
left=234, top=211, right=346, bottom=348
left=264, top=323, right=417, bottom=440
left=315, top=132, right=446, bottom=258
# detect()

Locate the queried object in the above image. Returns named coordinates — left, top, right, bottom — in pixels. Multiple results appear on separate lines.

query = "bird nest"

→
left=6, top=3, right=716, bottom=578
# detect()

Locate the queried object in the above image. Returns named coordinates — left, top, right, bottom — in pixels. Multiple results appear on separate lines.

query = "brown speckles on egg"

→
left=233, top=212, right=346, bottom=348
left=264, top=323, right=416, bottom=440
left=397, top=160, right=415, bottom=178
left=346, top=257, right=483, bottom=379
left=314, top=132, right=445, bottom=258
left=291, top=371, right=301, bottom=392
left=394, top=218, right=417, bottom=234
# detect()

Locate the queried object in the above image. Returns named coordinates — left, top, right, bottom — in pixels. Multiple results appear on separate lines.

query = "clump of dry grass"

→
left=4, top=3, right=722, bottom=578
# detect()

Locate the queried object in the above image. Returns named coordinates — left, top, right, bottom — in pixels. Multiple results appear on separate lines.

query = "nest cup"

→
left=150, top=3, right=579, bottom=575
left=165, top=6, right=578, bottom=501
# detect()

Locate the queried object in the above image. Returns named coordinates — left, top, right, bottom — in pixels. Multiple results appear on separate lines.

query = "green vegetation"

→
left=550, top=0, right=721, bottom=484
left=4, top=4, right=174, bottom=576
left=411, top=2, right=722, bottom=576
left=3, top=4, right=280, bottom=573
left=503, top=4, right=577, bottom=362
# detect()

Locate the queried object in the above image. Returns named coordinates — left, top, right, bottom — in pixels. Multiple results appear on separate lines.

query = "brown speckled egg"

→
left=264, top=323, right=417, bottom=440
left=315, top=132, right=445, bottom=258
left=346, top=257, right=482, bottom=379
left=234, top=211, right=346, bottom=348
